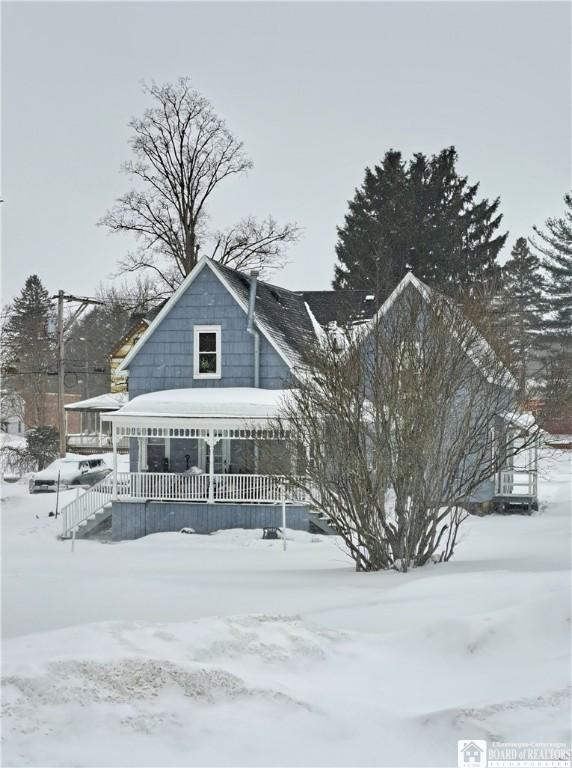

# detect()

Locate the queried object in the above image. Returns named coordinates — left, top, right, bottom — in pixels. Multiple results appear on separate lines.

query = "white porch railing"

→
left=211, top=474, right=307, bottom=503
left=127, top=472, right=209, bottom=501
left=495, top=469, right=538, bottom=497
left=67, top=433, right=129, bottom=450
left=61, top=471, right=308, bottom=537
left=123, top=472, right=307, bottom=503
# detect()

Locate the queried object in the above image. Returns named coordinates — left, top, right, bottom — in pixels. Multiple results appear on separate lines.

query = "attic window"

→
left=193, top=325, right=221, bottom=379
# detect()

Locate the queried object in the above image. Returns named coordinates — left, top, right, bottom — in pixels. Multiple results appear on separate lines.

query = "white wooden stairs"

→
left=60, top=474, right=114, bottom=539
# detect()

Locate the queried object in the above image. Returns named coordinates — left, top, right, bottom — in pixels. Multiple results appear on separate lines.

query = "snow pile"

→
left=109, top=387, right=294, bottom=420
left=1, top=449, right=570, bottom=766
left=64, top=391, right=128, bottom=411
left=0, top=432, right=27, bottom=450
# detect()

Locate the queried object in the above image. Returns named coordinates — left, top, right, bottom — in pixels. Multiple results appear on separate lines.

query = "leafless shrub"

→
left=273, top=283, right=540, bottom=572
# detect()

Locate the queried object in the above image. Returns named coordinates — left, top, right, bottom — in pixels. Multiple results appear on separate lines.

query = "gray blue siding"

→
left=127, top=266, right=291, bottom=398
left=111, top=500, right=310, bottom=540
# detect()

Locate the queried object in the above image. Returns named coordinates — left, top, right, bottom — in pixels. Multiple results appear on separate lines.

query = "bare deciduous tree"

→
left=274, top=284, right=539, bottom=572
left=100, top=78, right=299, bottom=292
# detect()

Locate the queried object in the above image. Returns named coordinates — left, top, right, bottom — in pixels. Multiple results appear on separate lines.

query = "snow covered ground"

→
left=1, top=449, right=570, bottom=767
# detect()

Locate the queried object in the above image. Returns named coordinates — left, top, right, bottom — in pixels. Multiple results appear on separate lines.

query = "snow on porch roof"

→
left=64, top=392, right=129, bottom=412
left=104, top=388, right=293, bottom=421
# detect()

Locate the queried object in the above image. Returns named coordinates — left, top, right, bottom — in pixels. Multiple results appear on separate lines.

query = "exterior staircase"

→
left=60, top=475, right=115, bottom=539
left=307, top=510, right=338, bottom=535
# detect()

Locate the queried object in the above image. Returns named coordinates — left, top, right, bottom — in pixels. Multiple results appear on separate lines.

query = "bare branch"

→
left=100, top=78, right=296, bottom=292
left=268, top=285, right=540, bottom=572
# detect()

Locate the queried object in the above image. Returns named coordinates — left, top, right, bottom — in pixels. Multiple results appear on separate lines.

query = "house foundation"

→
left=111, top=500, right=311, bottom=540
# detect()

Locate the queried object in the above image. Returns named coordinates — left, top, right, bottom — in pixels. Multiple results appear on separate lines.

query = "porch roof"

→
left=102, top=387, right=292, bottom=423
left=64, top=392, right=128, bottom=412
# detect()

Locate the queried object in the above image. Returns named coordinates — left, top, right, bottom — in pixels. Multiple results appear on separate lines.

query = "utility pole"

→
left=57, top=291, right=65, bottom=456
left=53, top=292, right=105, bottom=458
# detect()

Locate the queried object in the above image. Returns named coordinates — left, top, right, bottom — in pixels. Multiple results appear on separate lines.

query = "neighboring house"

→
left=64, top=392, right=129, bottom=453
left=109, top=317, right=149, bottom=394
left=20, top=392, right=81, bottom=433
left=0, top=391, right=26, bottom=435
left=63, top=303, right=164, bottom=450
left=109, top=303, right=167, bottom=393
left=59, top=258, right=538, bottom=541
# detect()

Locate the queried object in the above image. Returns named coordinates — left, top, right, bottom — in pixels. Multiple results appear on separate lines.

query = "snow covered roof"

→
left=113, top=257, right=513, bottom=391
left=105, top=388, right=293, bottom=421
left=502, top=411, right=537, bottom=430
left=64, top=392, right=129, bottom=412
left=213, top=261, right=377, bottom=367
left=370, top=272, right=518, bottom=389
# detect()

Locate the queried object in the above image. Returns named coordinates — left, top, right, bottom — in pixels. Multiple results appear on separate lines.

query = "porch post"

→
left=208, top=429, right=215, bottom=504
left=140, top=436, right=147, bottom=472
left=290, top=443, right=297, bottom=476
left=112, top=424, right=118, bottom=500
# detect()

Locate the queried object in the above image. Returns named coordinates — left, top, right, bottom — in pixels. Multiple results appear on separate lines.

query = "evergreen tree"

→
left=498, top=238, right=547, bottom=395
left=532, top=192, right=572, bottom=336
left=26, top=426, right=59, bottom=470
left=1, top=276, right=56, bottom=427
left=333, top=147, right=507, bottom=294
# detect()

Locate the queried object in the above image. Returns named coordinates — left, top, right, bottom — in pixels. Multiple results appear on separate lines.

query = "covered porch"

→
left=65, top=392, right=129, bottom=453
left=102, top=388, right=306, bottom=505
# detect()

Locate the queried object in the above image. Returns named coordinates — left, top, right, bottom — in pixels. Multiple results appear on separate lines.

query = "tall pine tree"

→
left=333, top=147, right=507, bottom=294
left=1, top=275, right=56, bottom=427
left=532, top=192, right=572, bottom=337
left=498, top=238, right=547, bottom=395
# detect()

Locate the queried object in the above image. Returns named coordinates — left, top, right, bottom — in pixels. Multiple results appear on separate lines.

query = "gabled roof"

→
left=109, top=317, right=149, bottom=359
left=115, top=260, right=512, bottom=389
left=214, top=263, right=379, bottom=362
left=117, top=259, right=299, bottom=373
left=371, top=272, right=517, bottom=389
left=109, top=300, right=168, bottom=359
left=117, top=258, right=378, bottom=374
left=212, top=262, right=316, bottom=367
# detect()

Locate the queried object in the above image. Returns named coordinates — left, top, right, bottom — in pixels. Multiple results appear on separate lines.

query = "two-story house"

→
left=59, top=257, right=538, bottom=540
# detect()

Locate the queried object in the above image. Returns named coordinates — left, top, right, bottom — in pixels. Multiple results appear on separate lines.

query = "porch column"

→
left=208, top=428, right=215, bottom=504
left=140, top=436, right=147, bottom=472
left=112, top=425, right=118, bottom=500
left=290, top=445, right=297, bottom=476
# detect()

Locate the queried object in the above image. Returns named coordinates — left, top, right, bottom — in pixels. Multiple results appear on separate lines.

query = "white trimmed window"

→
left=193, top=325, right=221, bottom=379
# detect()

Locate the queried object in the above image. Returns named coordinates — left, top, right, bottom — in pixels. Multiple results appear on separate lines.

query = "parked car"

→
left=28, top=458, right=111, bottom=493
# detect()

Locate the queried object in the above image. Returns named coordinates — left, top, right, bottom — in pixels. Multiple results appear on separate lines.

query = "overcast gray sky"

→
left=2, top=1, right=570, bottom=303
